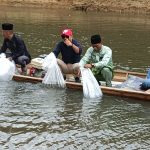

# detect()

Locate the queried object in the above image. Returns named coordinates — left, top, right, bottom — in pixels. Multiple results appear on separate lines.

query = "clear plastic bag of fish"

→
left=0, top=53, right=16, bottom=81
left=81, top=67, right=103, bottom=99
left=42, top=52, right=65, bottom=88
left=115, top=75, right=144, bottom=90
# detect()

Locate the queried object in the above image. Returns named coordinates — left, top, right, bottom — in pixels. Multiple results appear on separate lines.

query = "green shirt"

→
left=79, top=45, right=114, bottom=70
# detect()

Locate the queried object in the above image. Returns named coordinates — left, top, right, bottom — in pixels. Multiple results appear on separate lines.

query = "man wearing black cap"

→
left=0, top=23, right=31, bottom=73
left=79, top=34, right=114, bottom=87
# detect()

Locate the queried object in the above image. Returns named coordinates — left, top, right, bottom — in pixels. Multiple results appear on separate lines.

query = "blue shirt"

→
left=0, top=34, right=31, bottom=61
left=147, top=69, right=150, bottom=79
left=53, top=39, right=82, bottom=64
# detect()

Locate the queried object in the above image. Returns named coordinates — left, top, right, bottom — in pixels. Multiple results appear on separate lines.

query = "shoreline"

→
left=0, top=0, right=150, bottom=15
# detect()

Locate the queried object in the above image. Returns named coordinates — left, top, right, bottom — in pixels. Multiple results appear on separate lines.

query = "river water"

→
left=0, top=6, right=150, bottom=149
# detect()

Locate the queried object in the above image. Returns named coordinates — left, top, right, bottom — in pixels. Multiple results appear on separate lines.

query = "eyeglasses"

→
left=61, top=35, right=69, bottom=39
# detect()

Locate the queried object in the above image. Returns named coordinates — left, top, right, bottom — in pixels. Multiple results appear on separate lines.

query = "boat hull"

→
left=12, top=70, right=150, bottom=101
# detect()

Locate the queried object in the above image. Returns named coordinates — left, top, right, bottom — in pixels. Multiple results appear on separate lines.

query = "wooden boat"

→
left=12, top=70, right=150, bottom=101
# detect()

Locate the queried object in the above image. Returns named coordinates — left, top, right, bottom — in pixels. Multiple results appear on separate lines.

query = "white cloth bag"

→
left=42, top=52, right=65, bottom=88
left=80, top=67, right=103, bottom=99
left=0, top=53, right=16, bottom=81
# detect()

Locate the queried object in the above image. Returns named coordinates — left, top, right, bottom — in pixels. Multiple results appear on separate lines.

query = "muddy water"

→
left=0, top=7, right=150, bottom=149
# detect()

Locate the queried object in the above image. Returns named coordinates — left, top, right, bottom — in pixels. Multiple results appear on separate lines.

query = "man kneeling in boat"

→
left=79, top=34, right=114, bottom=87
left=0, top=23, right=31, bottom=74
left=53, top=29, right=82, bottom=82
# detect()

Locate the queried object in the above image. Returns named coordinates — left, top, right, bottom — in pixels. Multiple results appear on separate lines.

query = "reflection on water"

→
left=0, top=6, right=150, bottom=149
left=0, top=82, right=150, bottom=149
left=0, top=6, right=150, bottom=72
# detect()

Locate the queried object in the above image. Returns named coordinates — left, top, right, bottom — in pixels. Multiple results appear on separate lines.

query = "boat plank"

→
left=13, top=74, right=42, bottom=83
left=145, top=89, right=150, bottom=93
left=101, top=86, right=150, bottom=100
left=12, top=70, right=150, bottom=100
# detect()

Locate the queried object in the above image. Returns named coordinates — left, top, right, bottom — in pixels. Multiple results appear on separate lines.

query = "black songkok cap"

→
left=2, top=23, right=13, bottom=30
left=91, top=34, right=101, bottom=44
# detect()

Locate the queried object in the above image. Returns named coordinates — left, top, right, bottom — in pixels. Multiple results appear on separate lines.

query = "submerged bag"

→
left=115, top=75, right=144, bottom=91
left=0, top=53, right=16, bottom=81
left=81, top=67, right=103, bottom=99
left=42, top=52, right=65, bottom=88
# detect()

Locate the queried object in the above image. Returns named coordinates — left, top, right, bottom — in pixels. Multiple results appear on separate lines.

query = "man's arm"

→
left=79, top=47, right=93, bottom=67
left=72, top=40, right=82, bottom=54
left=12, top=38, right=27, bottom=60
left=53, top=42, right=61, bottom=58
left=64, top=39, right=82, bottom=54
left=0, top=40, right=7, bottom=54
left=72, top=43, right=80, bottom=54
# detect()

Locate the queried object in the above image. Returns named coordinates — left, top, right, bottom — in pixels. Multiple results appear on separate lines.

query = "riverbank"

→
left=1, top=0, right=150, bottom=14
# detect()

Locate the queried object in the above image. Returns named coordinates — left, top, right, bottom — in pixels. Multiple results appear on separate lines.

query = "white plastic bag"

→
left=42, top=52, right=65, bottom=88
left=0, top=53, right=16, bottom=81
left=42, top=53, right=55, bottom=71
left=80, top=67, right=103, bottom=99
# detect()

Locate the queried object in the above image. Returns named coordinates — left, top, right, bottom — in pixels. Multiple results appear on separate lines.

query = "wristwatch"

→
left=91, top=63, right=95, bottom=68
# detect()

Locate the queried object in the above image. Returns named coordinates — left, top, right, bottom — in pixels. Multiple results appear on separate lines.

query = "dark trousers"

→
left=92, top=67, right=113, bottom=87
left=14, top=55, right=30, bottom=68
left=141, top=79, right=150, bottom=90
left=141, top=69, right=150, bottom=90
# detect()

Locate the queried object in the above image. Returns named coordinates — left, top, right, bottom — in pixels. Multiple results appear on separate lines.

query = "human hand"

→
left=84, top=64, right=93, bottom=69
left=78, top=69, right=81, bottom=76
left=7, top=57, right=12, bottom=61
left=64, top=38, right=72, bottom=46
